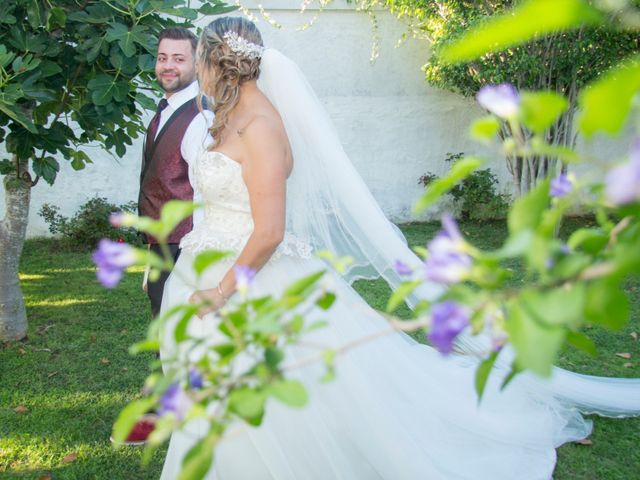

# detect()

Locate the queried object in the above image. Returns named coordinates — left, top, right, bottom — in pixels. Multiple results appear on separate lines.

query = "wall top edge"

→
left=236, top=0, right=363, bottom=11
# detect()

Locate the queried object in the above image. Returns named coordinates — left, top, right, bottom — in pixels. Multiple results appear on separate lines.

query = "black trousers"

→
left=147, top=243, right=181, bottom=317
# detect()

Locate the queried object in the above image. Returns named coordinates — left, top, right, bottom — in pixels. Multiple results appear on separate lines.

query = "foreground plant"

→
left=88, top=1, right=640, bottom=477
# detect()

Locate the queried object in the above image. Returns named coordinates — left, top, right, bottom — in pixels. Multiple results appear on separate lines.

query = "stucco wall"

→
left=0, top=1, right=631, bottom=237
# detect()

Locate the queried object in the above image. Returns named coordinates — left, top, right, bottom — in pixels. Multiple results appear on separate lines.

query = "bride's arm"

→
left=190, top=117, right=291, bottom=316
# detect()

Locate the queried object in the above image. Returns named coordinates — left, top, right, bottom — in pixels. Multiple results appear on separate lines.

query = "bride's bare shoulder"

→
left=239, top=112, right=292, bottom=171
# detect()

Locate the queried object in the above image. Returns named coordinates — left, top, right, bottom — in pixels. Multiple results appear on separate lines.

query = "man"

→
left=139, top=27, right=212, bottom=318
left=121, top=27, right=212, bottom=446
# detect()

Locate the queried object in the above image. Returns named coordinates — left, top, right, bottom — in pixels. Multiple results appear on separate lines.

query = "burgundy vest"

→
left=139, top=98, right=199, bottom=244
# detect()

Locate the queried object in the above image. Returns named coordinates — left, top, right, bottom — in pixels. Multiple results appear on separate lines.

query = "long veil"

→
left=257, top=48, right=640, bottom=418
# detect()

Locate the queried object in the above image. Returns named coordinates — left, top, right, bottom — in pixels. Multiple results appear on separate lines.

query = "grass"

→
left=1, top=219, right=639, bottom=479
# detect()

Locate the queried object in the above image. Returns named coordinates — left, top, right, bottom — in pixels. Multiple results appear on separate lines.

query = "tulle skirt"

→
left=158, top=252, right=635, bottom=480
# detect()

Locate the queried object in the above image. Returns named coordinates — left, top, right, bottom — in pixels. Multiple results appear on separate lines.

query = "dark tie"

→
left=145, top=98, right=169, bottom=154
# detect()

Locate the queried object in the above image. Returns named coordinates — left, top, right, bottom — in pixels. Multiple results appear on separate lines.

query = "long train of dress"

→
left=158, top=152, right=640, bottom=479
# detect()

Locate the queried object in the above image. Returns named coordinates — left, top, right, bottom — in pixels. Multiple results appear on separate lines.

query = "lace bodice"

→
left=180, top=151, right=312, bottom=259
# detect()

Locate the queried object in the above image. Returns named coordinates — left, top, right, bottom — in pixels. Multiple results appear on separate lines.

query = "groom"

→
left=125, top=27, right=212, bottom=446
left=139, top=27, right=212, bottom=318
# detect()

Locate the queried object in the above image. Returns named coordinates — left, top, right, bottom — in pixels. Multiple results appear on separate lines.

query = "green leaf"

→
left=551, top=253, right=592, bottom=279
left=578, top=56, right=640, bottom=137
left=568, top=228, right=608, bottom=255
left=0, top=102, right=37, bottom=133
left=228, top=388, right=266, bottom=426
left=413, top=157, right=485, bottom=214
left=264, top=347, right=284, bottom=370
left=475, top=351, right=499, bottom=401
left=173, top=306, right=199, bottom=343
left=0, top=44, right=16, bottom=68
left=136, top=91, right=159, bottom=111
left=111, top=397, right=157, bottom=445
left=506, top=300, right=566, bottom=377
left=178, top=431, right=218, bottom=480
left=470, top=115, right=501, bottom=141
left=439, top=0, right=602, bottom=63
left=193, top=249, right=232, bottom=276
left=507, top=179, right=550, bottom=235
left=495, top=230, right=534, bottom=258
left=520, top=91, right=569, bottom=134
left=520, top=284, right=586, bottom=329
left=26, top=0, right=44, bottom=30
left=529, top=139, right=580, bottom=164
left=88, top=74, right=119, bottom=106
left=32, top=156, right=60, bottom=185
left=566, top=331, right=597, bottom=357
left=386, top=280, right=421, bottom=313
left=106, top=23, right=137, bottom=57
left=70, top=150, right=92, bottom=171
left=316, top=292, right=336, bottom=310
left=129, top=339, right=160, bottom=354
left=584, top=279, right=629, bottom=331
left=47, top=7, right=67, bottom=30
left=0, top=159, right=13, bottom=175
left=199, top=2, right=239, bottom=15
left=284, top=270, right=325, bottom=297
left=268, top=380, right=308, bottom=408
left=156, top=200, right=199, bottom=242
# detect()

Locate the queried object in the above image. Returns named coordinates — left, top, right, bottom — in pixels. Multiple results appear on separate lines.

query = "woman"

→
left=159, top=17, right=640, bottom=479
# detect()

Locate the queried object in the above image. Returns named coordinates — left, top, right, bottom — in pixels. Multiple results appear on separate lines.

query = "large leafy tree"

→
left=353, top=0, right=639, bottom=196
left=0, top=0, right=235, bottom=341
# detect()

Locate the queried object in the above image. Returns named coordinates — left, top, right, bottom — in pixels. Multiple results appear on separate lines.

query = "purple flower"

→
left=109, top=212, right=125, bottom=227
left=189, top=368, right=204, bottom=389
left=605, top=140, right=640, bottom=206
left=158, top=382, right=192, bottom=420
left=109, top=211, right=135, bottom=228
left=550, top=173, right=572, bottom=198
left=424, top=214, right=472, bottom=285
left=428, top=301, right=470, bottom=354
left=91, top=239, right=136, bottom=288
left=394, top=260, right=413, bottom=276
left=477, top=83, right=520, bottom=119
left=234, top=265, right=256, bottom=294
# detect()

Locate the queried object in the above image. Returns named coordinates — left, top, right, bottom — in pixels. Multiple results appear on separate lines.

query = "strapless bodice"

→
left=179, top=151, right=312, bottom=259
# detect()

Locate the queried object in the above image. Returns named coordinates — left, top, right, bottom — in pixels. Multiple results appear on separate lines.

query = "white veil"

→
left=257, top=48, right=640, bottom=418
left=257, top=48, right=442, bottom=303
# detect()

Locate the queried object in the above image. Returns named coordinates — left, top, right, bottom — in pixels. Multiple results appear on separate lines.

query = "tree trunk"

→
left=0, top=155, right=30, bottom=341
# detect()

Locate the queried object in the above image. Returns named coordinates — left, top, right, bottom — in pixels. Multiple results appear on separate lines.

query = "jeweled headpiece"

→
left=223, top=31, right=264, bottom=60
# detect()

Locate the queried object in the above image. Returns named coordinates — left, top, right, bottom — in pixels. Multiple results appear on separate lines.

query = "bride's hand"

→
left=189, top=288, right=226, bottom=318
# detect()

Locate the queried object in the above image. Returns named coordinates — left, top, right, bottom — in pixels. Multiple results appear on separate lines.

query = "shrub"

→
left=39, top=197, right=141, bottom=250
left=419, top=153, right=509, bottom=220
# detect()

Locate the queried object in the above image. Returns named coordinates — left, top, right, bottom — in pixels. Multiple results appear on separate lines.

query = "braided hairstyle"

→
left=197, top=17, right=264, bottom=148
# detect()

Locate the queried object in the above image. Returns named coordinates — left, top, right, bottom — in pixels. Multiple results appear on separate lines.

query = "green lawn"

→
left=1, top=219, right=638, bottom=479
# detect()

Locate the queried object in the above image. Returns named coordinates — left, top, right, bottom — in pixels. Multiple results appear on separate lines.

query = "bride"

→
left=158, top=16, right=640, bottom=479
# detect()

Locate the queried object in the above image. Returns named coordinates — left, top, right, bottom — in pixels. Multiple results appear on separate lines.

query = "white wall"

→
left=0, top=1, right=632, bottom=237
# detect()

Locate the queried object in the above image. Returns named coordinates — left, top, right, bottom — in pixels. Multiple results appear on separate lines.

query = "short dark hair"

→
left=158, top=27, right=197, bottom=53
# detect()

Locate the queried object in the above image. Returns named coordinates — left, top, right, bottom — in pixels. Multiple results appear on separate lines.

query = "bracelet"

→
left=216, top=283, right=228, bottom=300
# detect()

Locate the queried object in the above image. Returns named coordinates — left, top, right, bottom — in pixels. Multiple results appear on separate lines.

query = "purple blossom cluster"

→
left=158, top=382, right=192, bottom=420
left=91, top=239, right=136, bottom=288
left=477, top=83, right=520, bottom=119
left=234, top=265, right=257, bottom=294
left=605, top=140, right=640, bottom=206
left=550, top=173, right=572, bottom=198
left=428, top=301, right=470, bottom=354
left=424, top=214, right=473, bottom=285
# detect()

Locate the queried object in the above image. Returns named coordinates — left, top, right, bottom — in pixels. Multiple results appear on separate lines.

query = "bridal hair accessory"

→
left=223, top=31, right=264, bottom=60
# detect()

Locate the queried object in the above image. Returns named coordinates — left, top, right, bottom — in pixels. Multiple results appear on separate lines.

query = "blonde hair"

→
left=197, top=17, right=263, bottom=148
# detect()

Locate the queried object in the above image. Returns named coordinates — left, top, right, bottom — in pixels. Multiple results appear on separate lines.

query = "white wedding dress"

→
left=158, top=150, right=638, bottom=480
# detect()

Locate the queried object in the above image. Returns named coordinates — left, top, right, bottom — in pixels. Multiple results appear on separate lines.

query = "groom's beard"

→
left=157, top=70, right=195, bottom=95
